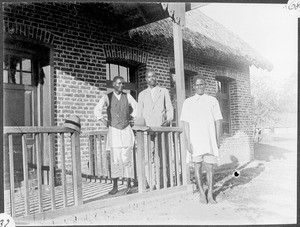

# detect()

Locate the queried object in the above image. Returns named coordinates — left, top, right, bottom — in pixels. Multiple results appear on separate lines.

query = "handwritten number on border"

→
left=0, top=219, right=10, bottom=227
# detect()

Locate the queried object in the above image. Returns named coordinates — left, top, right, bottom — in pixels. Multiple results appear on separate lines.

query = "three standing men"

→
left=94, top=76, right=137, bottom=195
left=94, top=71, right=222, bottom=204
left=180, top=75, right=222, bottom=204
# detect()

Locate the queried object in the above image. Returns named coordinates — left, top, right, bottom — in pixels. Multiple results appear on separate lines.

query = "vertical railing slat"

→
left=8, top=135, right=15, bottom=217
left=71, top=131, right=83, bottom=206
left=168, top=132, right=174, bottom=188
left=60, top=133, right=67, bottom=208
left=154, top=133, right=160, bottom=190
left=136, top=131, right=146, bottom=193
left=174, top=132, right=181, bottom=186
left=88, top=135, right=94, bottom=176
left=103, top=134, right=108, bottom=177
left=147, top=133, right=153, bottom=191
left=48, top=133, right=56, bottom=210
left=93, top=135, right=98, bottom=177
left=35, top=133, right=43, bottom=213
left=98, top=134, right=103, bottom=176
left=161, top=132, right=167, bottom=189
left=22, top=134, right=30, bottom=216
left=132, top=137, right=138, bottom=185
left=179, top=132, right=187, bottom=185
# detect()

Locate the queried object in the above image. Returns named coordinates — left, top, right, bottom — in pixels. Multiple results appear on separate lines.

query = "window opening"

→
left=216, top=79, right=231, bottom=135
left=4, top=54, right=33, bottom=85
left=105, top=62, right=138, bottom=100
left=216, top=80, right=228, bottom=94
left=106, top=63, right=130, bottom=82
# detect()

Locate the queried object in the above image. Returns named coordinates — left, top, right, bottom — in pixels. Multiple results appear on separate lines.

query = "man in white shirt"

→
left=94, top=76, right=137, bottom=195
left=180, top=75, right=222, bottom=204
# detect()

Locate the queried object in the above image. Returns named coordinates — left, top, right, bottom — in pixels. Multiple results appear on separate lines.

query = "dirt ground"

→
left=27, top=133, right=297, bottom=225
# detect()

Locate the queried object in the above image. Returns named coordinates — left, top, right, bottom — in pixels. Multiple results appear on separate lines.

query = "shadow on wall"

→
left=55, top=69, right=109, bottom=174
left=218, top=130, right=252, bottom=166
left=254, top=142, right=291, bottom=162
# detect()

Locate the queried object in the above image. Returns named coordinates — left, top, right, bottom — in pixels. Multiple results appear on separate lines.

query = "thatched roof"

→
left=128, top=8, right=273, bottom=71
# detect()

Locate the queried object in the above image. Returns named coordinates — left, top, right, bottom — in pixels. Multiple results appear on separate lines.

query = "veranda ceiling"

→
left=79, top=2, right=189, bottom=32
left=78, top=2, right=272, bottom=71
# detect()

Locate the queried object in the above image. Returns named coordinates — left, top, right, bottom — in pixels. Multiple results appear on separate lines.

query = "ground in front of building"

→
left=19, top=132, right=297, bottom=226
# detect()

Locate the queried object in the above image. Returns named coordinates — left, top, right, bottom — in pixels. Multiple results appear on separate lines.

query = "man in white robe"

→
left=180, top=75, right=222, bottom=204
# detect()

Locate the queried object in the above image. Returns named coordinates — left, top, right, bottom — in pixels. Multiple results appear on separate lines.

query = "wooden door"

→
left=3, top=52, right=39, bottom=188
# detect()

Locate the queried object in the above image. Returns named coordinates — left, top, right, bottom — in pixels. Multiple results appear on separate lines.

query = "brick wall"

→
left=3, top=2, right=254, bottom=177
left=215, top=65, right=253, bottom=164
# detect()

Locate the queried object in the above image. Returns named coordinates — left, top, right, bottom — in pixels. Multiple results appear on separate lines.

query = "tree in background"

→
left=251, top=77, right=281, bottom=130
left=250, top=72, right=297, bottom=131
left=278, top=73, right=297, bottom=113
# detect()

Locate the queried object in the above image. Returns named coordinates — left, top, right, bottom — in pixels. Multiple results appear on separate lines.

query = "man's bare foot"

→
left=207, top=196, right=217, bottom=204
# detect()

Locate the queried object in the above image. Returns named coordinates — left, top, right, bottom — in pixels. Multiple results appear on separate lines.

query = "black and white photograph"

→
left=1, top=1, right=297, bottom=226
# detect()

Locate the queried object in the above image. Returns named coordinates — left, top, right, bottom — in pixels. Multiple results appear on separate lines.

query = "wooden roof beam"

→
left=136, top=4, right=148, bottom=25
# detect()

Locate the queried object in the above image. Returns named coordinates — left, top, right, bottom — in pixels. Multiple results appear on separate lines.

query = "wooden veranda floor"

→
left=4, top=175, right=138, bottom=218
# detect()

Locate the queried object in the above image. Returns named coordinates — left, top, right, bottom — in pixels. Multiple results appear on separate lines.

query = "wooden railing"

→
left=88, top=130, right=137, bottom=185
left=135, top=127, right=185, bottom=193
left=88, top=130, right=110, bottom=181
left=88, top=127, right=186, bottom=193
left=3, top=126, right=82, bottom=218
left=4, top=125, right=186, bottom=218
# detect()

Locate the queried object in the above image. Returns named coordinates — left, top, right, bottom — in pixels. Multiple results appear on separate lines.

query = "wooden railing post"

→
left=154, top=133, right=160, bottom=189
left=35, top=133, right=43, bottom=213
left=60, top=133, right=68, bottom=208
left=136, top=130, right=146, bottom=193
left=8, top=135, right=15, bottom=217
left=174, top=132, right=181, bottom=186
left=88, top=135, right=94, bottom=176
left=21, top=134, right=30, bottom=215
left=146, top=134, right=153, bottom=190
left=168, top=132, right=174, bottom=188
left=103, top=134, right=109, bottom=178
left=71, top=131, right=83, bottom=205
left=179, top=131, right=188, bottom=185
left=98, top=135, right=103, bottom=176
left=161, top=132, right=167, bottom=189
left=48, top=133, right=56, bottom=210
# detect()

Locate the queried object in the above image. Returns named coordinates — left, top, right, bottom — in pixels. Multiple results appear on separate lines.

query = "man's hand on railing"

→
left=161, top=111, right=171, bottom=126
left=161, top=119, right=171, bottom=127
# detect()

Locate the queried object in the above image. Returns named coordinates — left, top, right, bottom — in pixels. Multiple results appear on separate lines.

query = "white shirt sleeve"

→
left=212, top=98, right=223, bottom=121
left=180, top=99, right=189, bottom=122
left=94, top=95, right=109, bottom=120
left=127, top=93, right=138, bottom=118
